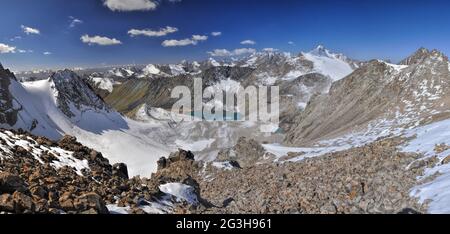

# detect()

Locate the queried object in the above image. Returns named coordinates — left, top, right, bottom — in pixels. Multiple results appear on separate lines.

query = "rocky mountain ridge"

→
left=285, top=48, right=450, bottom=145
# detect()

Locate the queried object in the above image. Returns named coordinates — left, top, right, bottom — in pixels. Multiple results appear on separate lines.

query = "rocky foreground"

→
left=0, top=129, right=202, bottom=214
left=0, top=129, right=435, bottom=214
left=158, top=138, right=433, bottom=214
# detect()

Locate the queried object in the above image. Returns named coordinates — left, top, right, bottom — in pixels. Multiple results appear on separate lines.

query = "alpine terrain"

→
left=2, top=45, right=450, bottom=214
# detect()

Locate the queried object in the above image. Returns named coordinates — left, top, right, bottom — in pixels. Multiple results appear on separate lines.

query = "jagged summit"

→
left=51, top=69, right=79, bottom=82
left=399, top=47, right=448, bottom=65
left=50, top=69, right=108, bottom=117
left=399, top=47, right=430, bottom=65
left=308, top=44, right=332, bottom=57
left=0, top=62, right=16, bottom=81
left=305, top=45, right=350, bottom=61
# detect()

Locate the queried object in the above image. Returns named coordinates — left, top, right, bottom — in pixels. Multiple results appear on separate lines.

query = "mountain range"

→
left=2, top=45, right=450, bottom=213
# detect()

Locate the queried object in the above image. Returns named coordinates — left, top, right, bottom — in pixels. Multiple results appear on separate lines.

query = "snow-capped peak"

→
left=302, top=46, right=354, bottom=81
left=208, top=58, right=221, bottom=67
left=109, top=67, right=135, bottom=78
left=307, top=45, right=350, bottom=61
left=309, top=45, right=331, bottom=57
left=142, top=64, right=161, bottom=75
left=168, top=64, right=187, bottom=76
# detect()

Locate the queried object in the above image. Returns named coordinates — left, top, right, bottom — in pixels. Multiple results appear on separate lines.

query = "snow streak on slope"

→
left=107, top=182, right=198, bottom=214
left=9, top=79, right=172, bottom=177
left=401, top=119, right=450, bottom=213
left=264, top=110, right=414, bottom=162
left=0, top=130, right=89, bottom=176
left=159, top=183, right=199, bottom=205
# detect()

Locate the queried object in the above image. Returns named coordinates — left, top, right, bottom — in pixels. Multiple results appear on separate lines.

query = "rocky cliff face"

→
left=50, top=70, right=109, bottom=118
left=399, top=47, right=433, bottom=65
left=0, top=63, right=18, bottom=126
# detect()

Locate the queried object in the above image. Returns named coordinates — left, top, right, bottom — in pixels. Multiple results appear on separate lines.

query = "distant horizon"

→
left=2, top=0, right=450, bottom=71
left=6, top=45, right=443, bottom=73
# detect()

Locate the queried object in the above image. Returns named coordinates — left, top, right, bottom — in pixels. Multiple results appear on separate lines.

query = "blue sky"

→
left=1, top=0, right=450, bottom=71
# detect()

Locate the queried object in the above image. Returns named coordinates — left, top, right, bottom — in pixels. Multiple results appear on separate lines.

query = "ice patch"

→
left=175, top=139, right=215, bottom=152
left=212, top=161, right=236, bottom=170
left=159, top=183, right=199, bottom=205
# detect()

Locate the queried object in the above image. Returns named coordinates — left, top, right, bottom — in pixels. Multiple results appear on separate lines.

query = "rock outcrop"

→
left=0, top=63, right=18, bottom=126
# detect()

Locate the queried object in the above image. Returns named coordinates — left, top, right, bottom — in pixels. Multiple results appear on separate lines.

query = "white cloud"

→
left=192, top=35, right=208, bottom=41
left=103, top=0, right=157, bottom=11
left=263, top=48, right=278, bottom=52
left=288, top=41, right=295, bottom=45
left=162, top=34, right=208, bottom=47
left=43, top=52, right=52, bottom=55
left=233, top=48, right=257, bottom=55
left=211, top=32, right=222, bottom=36
left=0, top=43, right=16, bottom=54
left=208, top=48, right=256, bottom=57
left=240, top=40, right=256, bottom=45
left=69, top=16, right=83, bottom=28
left=162, top=38, right=197, bottom=47
left=18, top=49, right=33, bottom=53
left=207, top=49, right=231, bottom=57
left=10, top=36, right=22, bottom=42
left=21, top=25, right=40, bottom=35
left=81, top=34, right=122, bottom=46
left=128, top=26, right=178, bottom=37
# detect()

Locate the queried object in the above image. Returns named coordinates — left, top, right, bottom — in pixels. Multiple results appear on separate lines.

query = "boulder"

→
left=0, top=194, right=15, bottom=212
left=157, top=150, right=195, bottom=170
left=113, top=163, right=129, bottom=180
left=12, top=191, right=35, bottom=213
left=58, top=135, right=78, bottom=148
left=0, top=172, right=28, bottom=194
left=74, top=192, right=109, bottom=214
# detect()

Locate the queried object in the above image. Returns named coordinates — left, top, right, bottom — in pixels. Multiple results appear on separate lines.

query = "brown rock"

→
left=0, top=194, right=15, bottom=212
left=30, top=186, right=48, bottom=199
left=74, top=192, right=109, bottom=214
left=60, top=199, right=75, bottom=211
left=0, top=172, right=28, bottom=194
left=12, top=191, right=35, bottom=213
left=442, top=155, right=450, bottom=165
left=59, top=192, right=75, bottom=211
